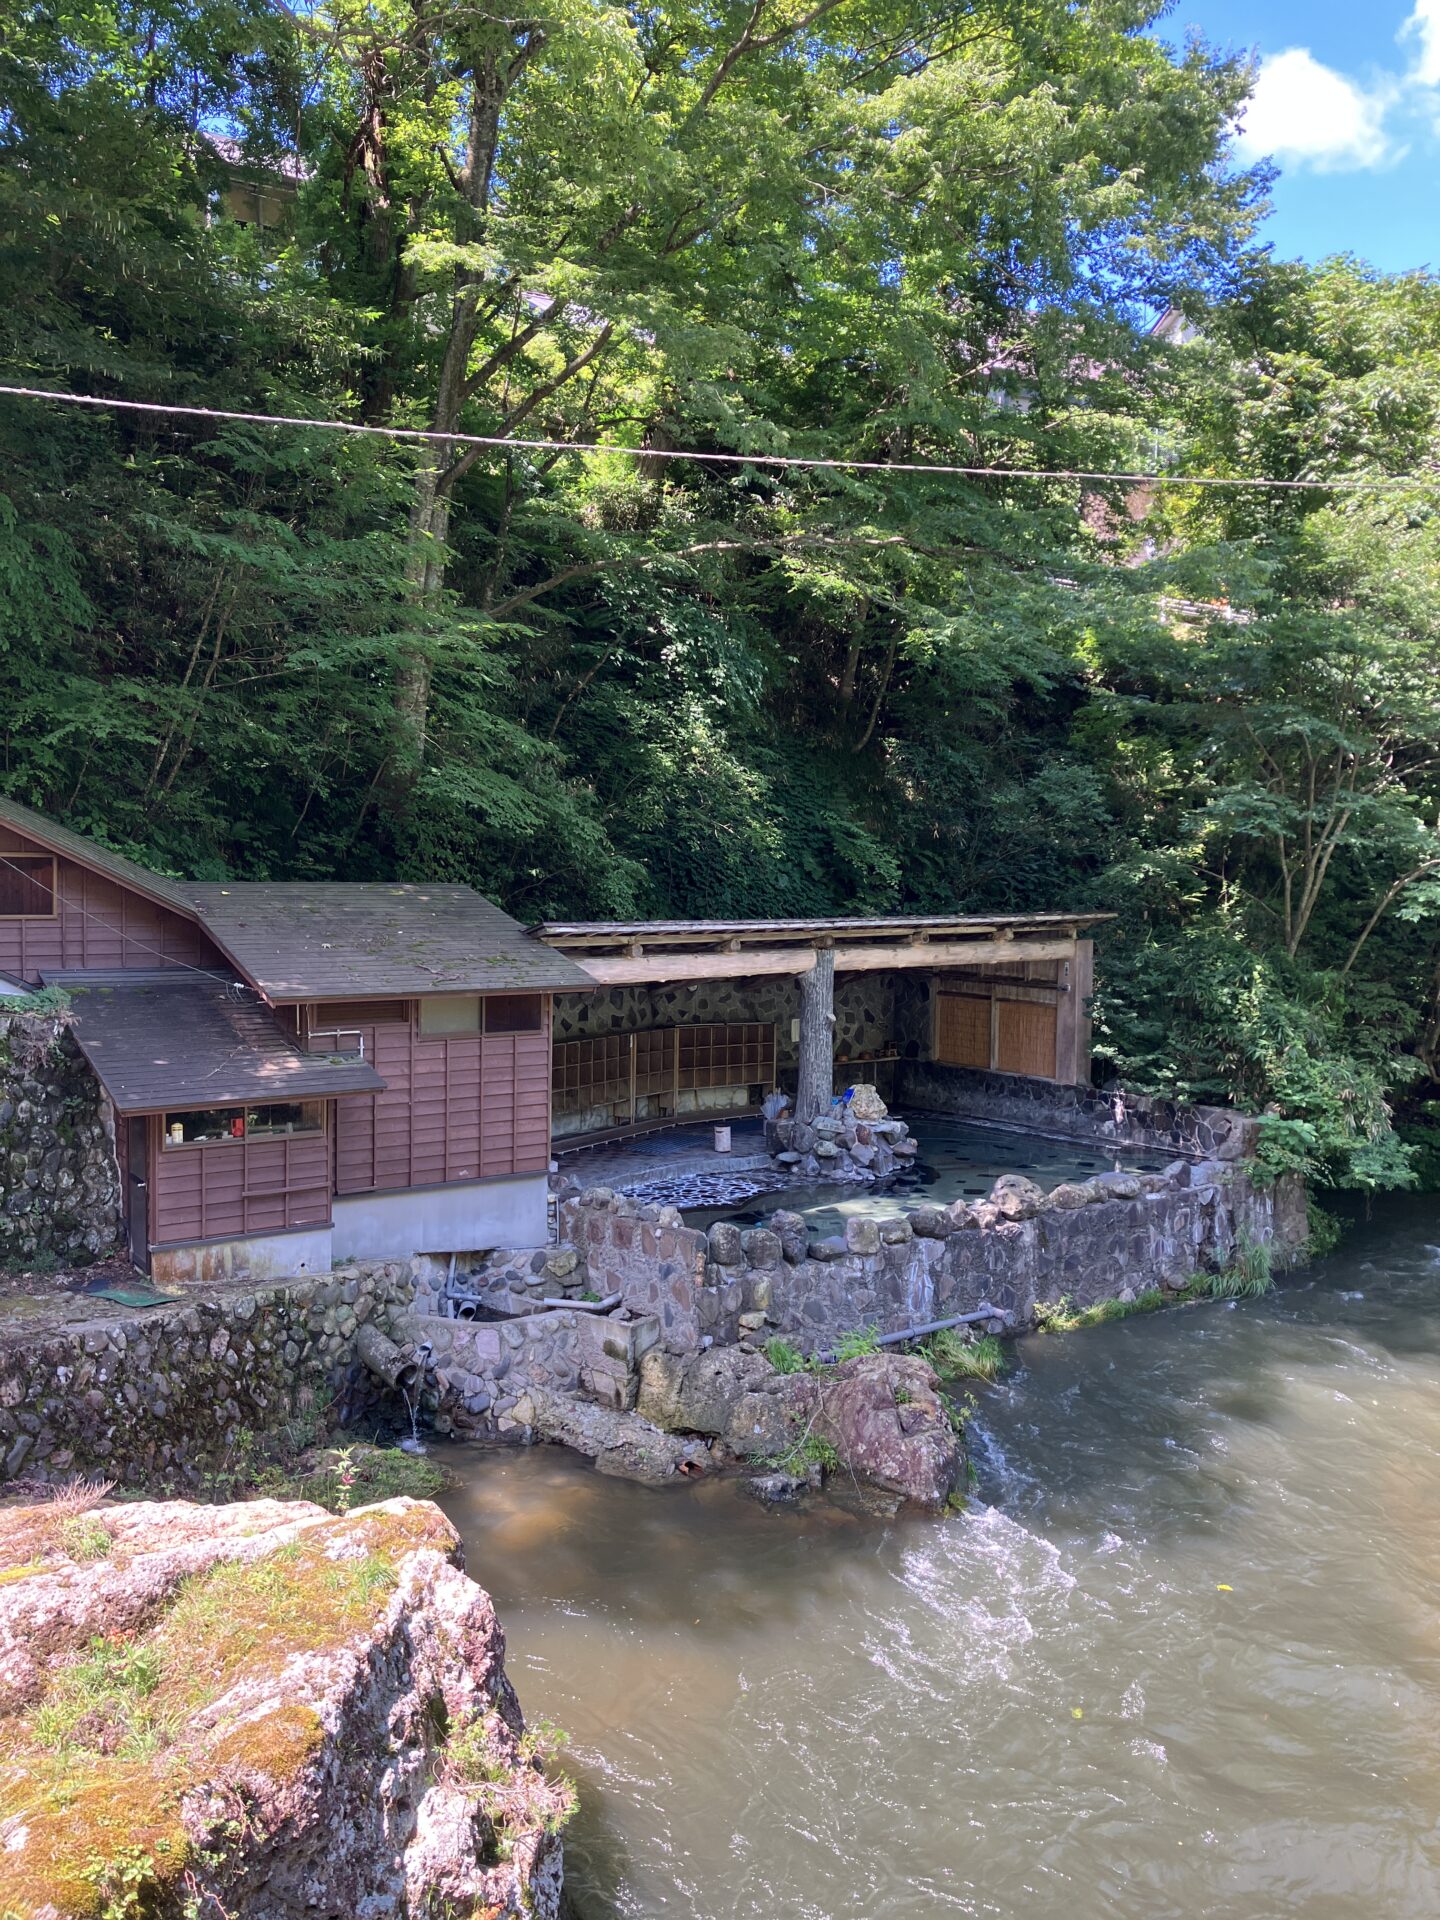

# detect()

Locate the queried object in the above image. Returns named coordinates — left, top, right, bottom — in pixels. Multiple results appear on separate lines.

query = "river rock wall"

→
left=761, top=1162, right=1307, bottom=1345
left=0, top=1008, right=121, bottom=1268
left=539, top=1161, right=1308, bottom=1361
left=0, top=1264, right=414, bottom=1485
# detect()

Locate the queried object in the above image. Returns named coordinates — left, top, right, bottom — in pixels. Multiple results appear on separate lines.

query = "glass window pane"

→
left=0, top=855, right=55, bottom=917
left=419, top=994, right=481, bottom=1036
left=483, top=994, right=543, bottom=1034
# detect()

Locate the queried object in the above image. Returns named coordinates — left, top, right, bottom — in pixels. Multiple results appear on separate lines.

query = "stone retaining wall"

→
left=760, top=1162, right=1307, bottom=1344
left=395, top=1303, right=661, bottom=1431
left=896, top=1061, right=1258, bottom=1160
left=0, top=1265, right=413, bottom=1485
left=0, top=1009, right=121, bottom=1268
left=541, top=1158, right=1308, bottom=1362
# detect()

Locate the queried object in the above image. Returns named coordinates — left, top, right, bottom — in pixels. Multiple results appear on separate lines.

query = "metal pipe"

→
left=810, top=1304, right=1001, bottom=1366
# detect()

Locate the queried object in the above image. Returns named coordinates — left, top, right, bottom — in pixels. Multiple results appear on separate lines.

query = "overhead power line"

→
left=0, top=382, right=1415, bottom=491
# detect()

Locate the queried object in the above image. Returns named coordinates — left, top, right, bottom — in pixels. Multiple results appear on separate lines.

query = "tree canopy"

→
left=1, top=1, right=1437, bottom=1186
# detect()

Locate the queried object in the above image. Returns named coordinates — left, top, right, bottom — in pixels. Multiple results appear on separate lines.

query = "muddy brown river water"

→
left=437, top=1197, right=1440, bottom=1919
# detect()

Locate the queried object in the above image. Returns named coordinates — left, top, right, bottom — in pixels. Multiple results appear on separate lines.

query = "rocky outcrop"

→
left=636, top=1344, right=964, bottom=1509
left=730, top=1352, right=963, bottom=1510
left=637, top=1344, right=775, bottom=1435
left=517, top=1387, right=712, bottom=1482
left=0, top=1493, right=570, bottom=1918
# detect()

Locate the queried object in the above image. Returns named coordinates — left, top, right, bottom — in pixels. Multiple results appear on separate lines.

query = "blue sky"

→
left=1161, top=0, right=1440, bottom=271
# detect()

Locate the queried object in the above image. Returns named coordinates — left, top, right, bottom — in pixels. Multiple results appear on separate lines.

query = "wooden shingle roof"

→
left=0, top=796, right=195, bottom=917
left=48, top=971, right=386, bottom=1113
left=185, top=883, right=595, bottom=1001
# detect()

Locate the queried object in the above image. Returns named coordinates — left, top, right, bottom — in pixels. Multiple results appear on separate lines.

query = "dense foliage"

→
left=1, top=0, right=1436, bottom=1184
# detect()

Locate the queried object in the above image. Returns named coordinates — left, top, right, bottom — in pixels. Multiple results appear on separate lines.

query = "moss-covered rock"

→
left=0, top=1492, right=571, bottom=1917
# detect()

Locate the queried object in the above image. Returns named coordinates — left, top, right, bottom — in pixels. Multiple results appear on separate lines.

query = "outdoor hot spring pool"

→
left=680, top=1112, right=1170, bottom=1236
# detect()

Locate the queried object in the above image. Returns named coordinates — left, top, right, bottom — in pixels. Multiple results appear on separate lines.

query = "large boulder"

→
left=636, top=1345, right=774, bottom=1437
left=0, top=1494, right=569, bottom=1919
left=847, top=1084, right=889, bottom=1122
left=988, top=1173, right=1047, bottom=1220
left=796, top=1354, right=963, bottom=1510
left=525, top=1387, right=711, bottom=1482
left=725, top=1353, right=963, bottom=1511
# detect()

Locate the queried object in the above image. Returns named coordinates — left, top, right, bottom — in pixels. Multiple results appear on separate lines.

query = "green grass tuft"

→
left=1208, top=1229, right=1273, bottom=1299
left=1034, top=1288, right=1170, bottom=1334
left=922, top=1327, right=1007, bottom=1380
left=832, top=1324, right=881, bottom=1362
left=763, top=1337, right=807, bottom=1375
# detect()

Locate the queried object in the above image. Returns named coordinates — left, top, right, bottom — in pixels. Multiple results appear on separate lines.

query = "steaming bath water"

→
left=437, top=1198, right=1440, bottom=1919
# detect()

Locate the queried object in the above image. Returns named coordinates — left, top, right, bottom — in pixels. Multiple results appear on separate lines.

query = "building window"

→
left=484, top=994, right=543, bottom=1034
left=0, top=854, right=56, bottom=918
left=419, top=993, right=481, bottom=1036
left=306, top=1028, right=365, bottom=1060
left=162, top=1101, right=324, bottom=1146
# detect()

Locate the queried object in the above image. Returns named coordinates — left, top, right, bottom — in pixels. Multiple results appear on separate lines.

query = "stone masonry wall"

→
left=897, top=1060, right=1259, bottom=1160
left=0, top=1010, right=121, bottom=1268
left=0, top=1265, right=413, bottom=1485
left=757, top=1162, right=1307, bottom=1347
left=540, top=1159, right=1308, bottom=1365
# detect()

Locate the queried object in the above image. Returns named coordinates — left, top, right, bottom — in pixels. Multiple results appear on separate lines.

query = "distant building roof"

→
left=186, top=883, right=595, bottom=1001
left=0, top=796, right=196, bottom=918
left=47, top=971, right=386, bottom=1113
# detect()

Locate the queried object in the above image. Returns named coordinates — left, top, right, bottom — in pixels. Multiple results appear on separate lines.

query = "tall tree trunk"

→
left=796, top=949, right=836, bottom=1123
left=390, top=41, right=520, bottom=799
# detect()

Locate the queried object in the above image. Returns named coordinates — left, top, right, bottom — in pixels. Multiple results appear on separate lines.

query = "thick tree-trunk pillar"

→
left=796, top=948, right=836, bottom=1124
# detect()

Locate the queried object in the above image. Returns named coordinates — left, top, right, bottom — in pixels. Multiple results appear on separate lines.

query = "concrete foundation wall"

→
left=151, top=1226, right=332, bottom=1290
left=332, top=1173, right=549, bottom=1262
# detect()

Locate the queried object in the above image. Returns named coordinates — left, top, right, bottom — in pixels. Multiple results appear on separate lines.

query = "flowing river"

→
left=437, top=1197, right=1440, bottom=1919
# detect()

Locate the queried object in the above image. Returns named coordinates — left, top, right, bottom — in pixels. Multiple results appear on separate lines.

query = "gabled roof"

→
left=0, top=796, right=196, bottom=918
left=0, top=797, right=593, bottom=1000
left=186, top=883, right=595, bottom=1001
left=48, top=971, right=386, bottom=1113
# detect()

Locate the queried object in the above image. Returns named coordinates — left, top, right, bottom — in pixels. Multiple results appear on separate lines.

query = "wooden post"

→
left=1054, top=938, right=1095, bottom=1084
left=796, top=948, right=836, bottom=1123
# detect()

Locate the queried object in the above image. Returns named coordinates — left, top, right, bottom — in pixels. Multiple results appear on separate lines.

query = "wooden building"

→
left=534, top=915, right=1107, bottom=1141
left=0, top=800, right=590, bottom=1282
left=0, top=798, right=1109, bottom=1279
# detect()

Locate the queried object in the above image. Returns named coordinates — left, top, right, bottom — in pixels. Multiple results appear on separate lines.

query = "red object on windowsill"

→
left=230, top=1117, right=246, bottom=1138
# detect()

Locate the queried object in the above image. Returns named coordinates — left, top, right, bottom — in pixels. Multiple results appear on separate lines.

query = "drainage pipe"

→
left=811, top=1304, right=1002, bottom=1367
left=355, top=1324, right=422, bottom=1393
left=446, top=1287, right=623, bottom=1317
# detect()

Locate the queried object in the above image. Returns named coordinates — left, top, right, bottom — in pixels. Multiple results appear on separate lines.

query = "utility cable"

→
left=0, top=383, right=1414, bottom=492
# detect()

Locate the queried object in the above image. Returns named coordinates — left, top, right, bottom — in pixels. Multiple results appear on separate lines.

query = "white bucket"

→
left=713, top=1124, right=732, bottom=1153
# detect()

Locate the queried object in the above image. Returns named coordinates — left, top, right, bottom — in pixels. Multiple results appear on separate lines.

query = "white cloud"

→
left=1401, top=0, right=1440, bottom=86
left=1235, top=48, right=1393, bottom=172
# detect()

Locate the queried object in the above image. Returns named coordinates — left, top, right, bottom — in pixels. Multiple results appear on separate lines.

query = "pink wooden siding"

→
left=331, top=1004, right=551, bottom=1196
left=0, top=829, right=218, bottom=983
left=150, top=1123, right=331, bottom=1246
